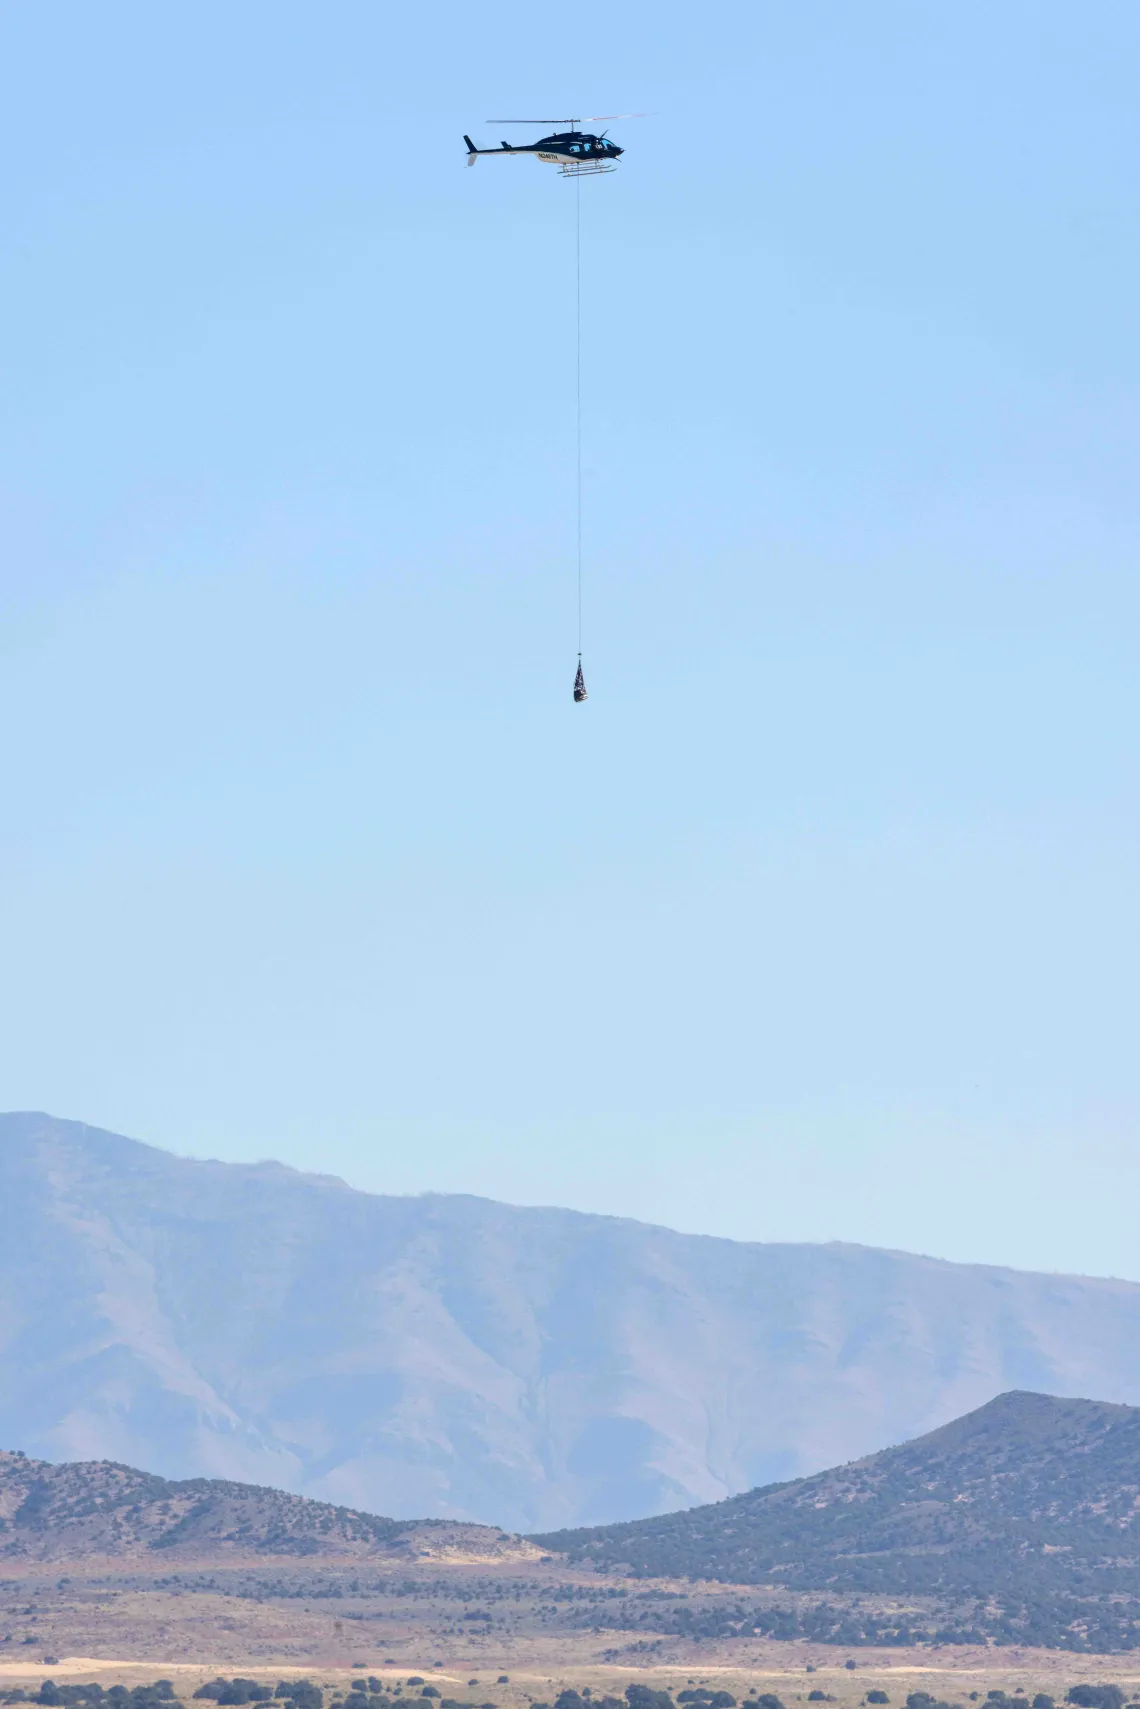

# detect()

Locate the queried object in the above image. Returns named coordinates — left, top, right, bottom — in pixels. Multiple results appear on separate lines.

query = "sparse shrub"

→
left=33, top=1689, right=176, bottom=1709
left=625, top=1689, right=673, bottom=1709
left=1033, top=1699, right=1055, bottom=1709
left=277, top=1685, right=320, bottom=1709
left=421, top=1693, right=440, bottom=1701
left=867, top=1695, right=889, bottom=1705
left=219, top=1684, right=258, bottom=1707
left=1067, top=1693, right=1124, bottom=1709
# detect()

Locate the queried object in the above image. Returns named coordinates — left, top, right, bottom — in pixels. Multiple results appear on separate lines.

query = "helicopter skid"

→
left=558, top=160, right=618, bottom=176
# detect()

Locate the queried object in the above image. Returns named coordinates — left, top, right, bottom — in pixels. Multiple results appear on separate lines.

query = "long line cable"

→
left=575, top=168, right=582, bottom=663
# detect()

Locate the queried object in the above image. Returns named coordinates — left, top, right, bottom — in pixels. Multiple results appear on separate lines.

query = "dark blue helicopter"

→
left=464, top=116, right=643, bottom=176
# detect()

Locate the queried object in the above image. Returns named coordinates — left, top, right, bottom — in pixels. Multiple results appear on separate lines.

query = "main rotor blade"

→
left=485, top=113, right=653, bottom=124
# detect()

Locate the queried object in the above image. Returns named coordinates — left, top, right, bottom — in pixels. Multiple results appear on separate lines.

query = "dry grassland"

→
left=0, top=1559, right=1136, bottom=1704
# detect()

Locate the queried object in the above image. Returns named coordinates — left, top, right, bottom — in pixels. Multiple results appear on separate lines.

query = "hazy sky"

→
left=2, top=1, right=1137, bottom=1281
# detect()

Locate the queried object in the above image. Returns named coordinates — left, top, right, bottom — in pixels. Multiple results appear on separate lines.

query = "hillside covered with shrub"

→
left=534, top=1391, right=1140, bottom=1650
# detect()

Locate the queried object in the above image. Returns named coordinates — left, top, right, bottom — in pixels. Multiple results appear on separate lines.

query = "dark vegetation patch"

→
left=0, top=1688, right=182, bottom=1707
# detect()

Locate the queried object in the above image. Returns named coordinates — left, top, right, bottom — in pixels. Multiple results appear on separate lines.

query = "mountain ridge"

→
left=8, top=1111, right=1140, bottom=1530
left=24, top=1110, right=1132, bottom=1281
left=534, top=1388, right=1140, bottom=1575
left=0, top=1443, right=534, bottom=1563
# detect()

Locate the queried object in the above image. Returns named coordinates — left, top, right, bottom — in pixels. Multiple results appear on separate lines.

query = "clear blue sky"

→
left=2, top=1, right=1138, bottom=1280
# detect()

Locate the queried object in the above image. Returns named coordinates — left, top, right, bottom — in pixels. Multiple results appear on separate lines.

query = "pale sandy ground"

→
left=0, top=1652, right=1138, bottom=1703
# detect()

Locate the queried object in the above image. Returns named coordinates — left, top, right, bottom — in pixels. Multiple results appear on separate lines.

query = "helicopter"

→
left=465, top=115, right=649, bottom=704
left=463, top=116, right=642, bottom=176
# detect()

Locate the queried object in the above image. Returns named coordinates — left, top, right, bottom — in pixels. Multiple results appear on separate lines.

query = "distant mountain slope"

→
left=535, top=1390, right=1140, bottom=1595
left=0, top=1445, right=527, bottom=1562
left=8, top=1113, right=1140, bottom=1530
left=10, top=1400, right=1140, bottom=1655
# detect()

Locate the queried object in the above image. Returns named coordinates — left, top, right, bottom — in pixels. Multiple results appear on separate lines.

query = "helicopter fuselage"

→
left=464, top=130, right=623, bottom=171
